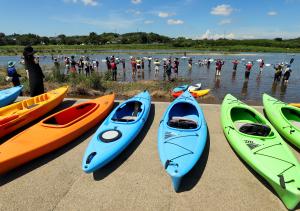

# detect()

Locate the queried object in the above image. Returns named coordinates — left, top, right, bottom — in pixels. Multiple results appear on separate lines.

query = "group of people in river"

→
left=210, top=58, right=293, bottom=84
left=5, top=48, right=295, bottom=98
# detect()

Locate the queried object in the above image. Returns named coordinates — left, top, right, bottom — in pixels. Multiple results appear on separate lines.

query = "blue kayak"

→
left=82, top=91, right=151, bottom=173
left=173, top=85, right=188, bottom=93
left=158, top=90, right=207, bottom=191
left=0, top=85, right=23, bottom=108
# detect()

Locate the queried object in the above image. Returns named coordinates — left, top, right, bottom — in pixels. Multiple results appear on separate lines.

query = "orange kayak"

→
left=0, top=86, right=68, bottom=139
left=290, top=103, right=300, bottom=108
left=0, top=94, right=115, bottom=174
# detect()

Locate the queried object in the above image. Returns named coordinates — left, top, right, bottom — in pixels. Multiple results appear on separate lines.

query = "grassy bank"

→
left=0, top=44, right=299, bottom=56
left=1, top=68, right=213, bottom=102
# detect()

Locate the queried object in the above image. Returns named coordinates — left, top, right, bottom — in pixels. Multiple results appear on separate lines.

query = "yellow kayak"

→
left=290, top=103, right=300, bottom=108
left=0, top=86, right=68, bottom=138
left=190, top=89, right=210, bottom=97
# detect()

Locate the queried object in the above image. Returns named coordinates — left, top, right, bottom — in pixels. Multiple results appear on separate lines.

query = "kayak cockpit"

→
left=112, top=101, right=143, bottom=122
left=42, top=103, right=98, bottom=127
left=231, top=107, right=273, bottom=137
left=282, top=107, right=300, bottom=129
left=167, top=102, right=199, bottom=129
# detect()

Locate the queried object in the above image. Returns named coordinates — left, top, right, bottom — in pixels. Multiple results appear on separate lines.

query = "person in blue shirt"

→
left=7, top=61, right=21, bottom=87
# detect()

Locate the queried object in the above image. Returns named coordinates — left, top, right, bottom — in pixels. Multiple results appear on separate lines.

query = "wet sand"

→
left=0, top=99, right=299, bottom=210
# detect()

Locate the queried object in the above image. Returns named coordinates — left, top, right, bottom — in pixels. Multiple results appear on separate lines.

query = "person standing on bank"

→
left=23, top=46, right=45, bottom=97
left=7, top=61, right=21, bottom=87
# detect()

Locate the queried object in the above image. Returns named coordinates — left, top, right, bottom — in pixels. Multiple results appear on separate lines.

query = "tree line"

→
left=0, top=32, right=300, bottom=49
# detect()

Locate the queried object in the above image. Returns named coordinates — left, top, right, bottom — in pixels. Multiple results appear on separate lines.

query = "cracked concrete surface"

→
left=0, top=100, right=298, bottom=210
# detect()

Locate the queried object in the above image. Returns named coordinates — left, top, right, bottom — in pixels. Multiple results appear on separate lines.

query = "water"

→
left=0, top=51, right=299, bottom=104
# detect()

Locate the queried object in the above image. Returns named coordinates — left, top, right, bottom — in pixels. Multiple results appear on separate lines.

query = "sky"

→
left=0, top=0, right=300, bottom=39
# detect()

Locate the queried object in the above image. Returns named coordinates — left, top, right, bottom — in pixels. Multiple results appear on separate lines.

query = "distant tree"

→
left=274, top=37, right=283, bottom=41
left=57, top=34, right=67, bottom=44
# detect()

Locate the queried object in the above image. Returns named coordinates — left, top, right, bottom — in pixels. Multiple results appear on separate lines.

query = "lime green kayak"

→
left=221, top=94, right=300, bottom=209
left=263, top=93, right=300, bottom=149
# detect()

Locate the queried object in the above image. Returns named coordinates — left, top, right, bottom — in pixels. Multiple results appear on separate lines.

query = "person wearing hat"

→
left=23, top=46, right=45, bottom=97
left=7, top=61, right=21, bottom=87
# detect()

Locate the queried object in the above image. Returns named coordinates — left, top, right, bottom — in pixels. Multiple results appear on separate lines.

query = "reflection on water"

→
left=1, top=51, right=299, bottom=103
left=232, top=70, right=236, bottom=81
left=280, top=81, right=287, bottom=97
left=241, top=80, right=249, bottom=96
left=271, top=81, right=278, bottom=95
left=214, top=76, right=221, bottom=89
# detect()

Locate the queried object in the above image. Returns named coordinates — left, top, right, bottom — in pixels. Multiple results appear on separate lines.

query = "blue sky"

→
left=0, top=0, right=300, bottom=39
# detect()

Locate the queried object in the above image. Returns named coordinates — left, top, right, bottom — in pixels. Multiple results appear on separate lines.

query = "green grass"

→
left=0, top=44, right=299, bottom=56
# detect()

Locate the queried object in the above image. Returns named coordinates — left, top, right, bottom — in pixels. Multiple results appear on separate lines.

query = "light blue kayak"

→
left=82, top=91, right=151, bottom=173
left=0, top=85, right=23, bottom=108
left=173, top=85, right=188, bottom=93
left=158, top=90, right=207, bottom=191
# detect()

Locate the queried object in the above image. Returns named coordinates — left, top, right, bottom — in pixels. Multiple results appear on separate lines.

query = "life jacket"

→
left=246, top=64, right=252, bottom=71
left=111, top=62, right=116, bottom=69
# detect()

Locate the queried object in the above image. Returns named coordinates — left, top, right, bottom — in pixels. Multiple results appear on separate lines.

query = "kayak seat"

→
left=112, top=101, right=142, bottom=122
left=113, top=116, right=137, bottom=122
left=168, top=116, right=198, bottom=129
left=235, top=122, right=271, bottom=137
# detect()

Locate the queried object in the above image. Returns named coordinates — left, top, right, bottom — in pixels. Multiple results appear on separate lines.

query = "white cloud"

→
left=167, top=19, right=184, bottom=25
left=131, top=0, right=142, bottom=4
left=144, top=20, right=154, bottom=24
left=63, top=0, right=98, bottom=6
left=267, top=11, right=278, bottom=16
left=158, top=12, right=175, bottom=18
left=219, top=19, right=232, bottom=25
left=211, top=4, right=233, bottom=16
left=199, top=30, right=235, bottom=40
left=82, top=0, right=98, bottom=6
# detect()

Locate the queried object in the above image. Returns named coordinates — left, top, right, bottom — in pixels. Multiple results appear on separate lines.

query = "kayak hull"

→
left=82, top=91, right=151, bottom=173
left=221, top=94, right=300, bottom=210
left=172, top=89, right=210, bottom=98
left=0, top=86, right=68, bottom=139
left=290, top=103, right=300, bottom=108
left=173, top=85, right=188, bottom=93
left=188, top=83, right=202, bottom=92
left=0, top=85, right=23, bottom=108
left=0, top=94, right=115, bottom=174
left=263, top=94, right=300, bottom=149
left=158, top=91, right=207, bottom=191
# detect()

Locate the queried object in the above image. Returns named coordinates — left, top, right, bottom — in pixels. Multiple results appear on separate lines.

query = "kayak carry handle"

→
left=86, top=152, right=97, bottom=164
left=165, top=160, right=170, bottom=169
left=279, top=175, right=286, bottom=189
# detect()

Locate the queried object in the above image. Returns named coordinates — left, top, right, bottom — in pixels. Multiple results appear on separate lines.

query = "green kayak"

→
left=263, top=93, right=300, bottom=149
left=221, top=94, right=300, bottom=210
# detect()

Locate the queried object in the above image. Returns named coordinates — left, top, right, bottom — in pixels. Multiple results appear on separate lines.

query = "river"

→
left=0, top=50, right=299, bottom=104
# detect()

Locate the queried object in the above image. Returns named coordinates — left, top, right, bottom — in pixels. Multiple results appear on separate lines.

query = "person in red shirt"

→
left=215, top=59, right=224, bottom=76
left=232, top=59, right=239, bottom=71
left=245, top=61, right=253, bottom=80
left=111, top=61, right=117, bottom=81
